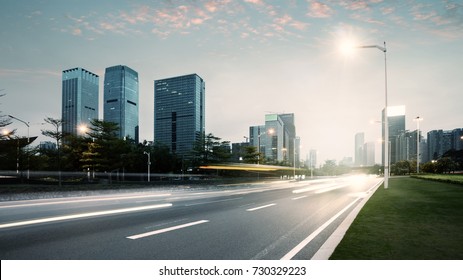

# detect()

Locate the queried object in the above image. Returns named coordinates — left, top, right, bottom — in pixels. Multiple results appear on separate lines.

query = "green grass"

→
left=411, top=174, right=463, bottom=185
left=330, top=177, right=463, bottom=260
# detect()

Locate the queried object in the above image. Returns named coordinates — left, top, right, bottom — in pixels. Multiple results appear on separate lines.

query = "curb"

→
left=311, top=179, right=383, bottom=260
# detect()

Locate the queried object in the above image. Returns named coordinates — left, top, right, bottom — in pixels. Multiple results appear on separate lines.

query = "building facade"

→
left=382, top=105, right=406, bottom=165
left=154, top=74, right=205, bottom=156
left=427, top=128, right=462, bottom=162
left=363, top=142, right=375, bottom=166
left=264, top=114, right=287, bottom=164
left=355, top=132, right=365, bottom=166
left=104, top=65, right=139, bottom=142
left=62, top=68, right=99, bottom=136
left=249, top=125, right=266, bottom=159
left=249, top=114, right=299, bottom=165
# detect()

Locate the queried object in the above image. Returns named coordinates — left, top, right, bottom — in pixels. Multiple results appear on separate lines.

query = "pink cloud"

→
left=244, top=0, right=264, bottom=5
left=191, top=18, right=204, bottom=25
left=307, top=1, right=333, bottom=18
left=72, top=28, right=82, bottom=36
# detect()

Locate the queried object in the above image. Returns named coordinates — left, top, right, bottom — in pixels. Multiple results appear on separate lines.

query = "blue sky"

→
left=1, top=0, right=462, bottom=164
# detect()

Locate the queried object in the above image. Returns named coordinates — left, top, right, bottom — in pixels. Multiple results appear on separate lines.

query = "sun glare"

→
left=339, top=39, right=356, bottom=56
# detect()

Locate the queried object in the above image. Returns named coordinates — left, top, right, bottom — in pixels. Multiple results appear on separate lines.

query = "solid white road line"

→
left=281, top=198, right=361, bottom=260
left=0, top=203, right=173, bottom=229
left=246, top=203, right=276, bottom=212
left=292, top=196, right=307, bottom=200
left=126, top=220, right=209, bottom=240
left=0, top=194, right=172, bottom=209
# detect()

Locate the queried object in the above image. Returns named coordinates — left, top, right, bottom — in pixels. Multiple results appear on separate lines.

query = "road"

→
left=0, top=175, right=382, bottom=260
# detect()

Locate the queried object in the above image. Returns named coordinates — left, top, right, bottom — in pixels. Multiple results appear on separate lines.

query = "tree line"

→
left=0, top=116, right=241, bottom=176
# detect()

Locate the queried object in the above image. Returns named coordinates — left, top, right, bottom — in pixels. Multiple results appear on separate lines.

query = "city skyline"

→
left=1, top=1, right=462, bottom=164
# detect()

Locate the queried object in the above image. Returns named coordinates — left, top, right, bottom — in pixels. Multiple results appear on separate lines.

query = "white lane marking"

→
left=292, top=183, right=338, bottom=194
left=314, top=183, right=350, bottom=194
left=0, top=203, right=172, bottom=229
left=184, top=197, right=242, bottom=207
left=292, top=196, right=307, bottom=200
left=0, top=194, right=172, bottom=209
left=281, top=198, right=361, bottom=260
left=127, top=220, right=209, bottom=240
left=246, top=203, right=277, bottom=212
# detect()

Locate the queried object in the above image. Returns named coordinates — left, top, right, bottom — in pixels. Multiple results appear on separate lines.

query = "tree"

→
left=242, top=146, right=260, bottom=164
left=80, top=119, right=128, bottom=172
left=191, top=133, right=231, bottom=166
left=41, top=117, right=65, bottom=185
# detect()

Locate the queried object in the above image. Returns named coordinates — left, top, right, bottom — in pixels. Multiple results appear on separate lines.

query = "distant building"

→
left=249, top=113, right=299, bottom=165
left=104, top=65, right=139, bottom=142
left=39, top=141, right=56, bottom=150
left=279, top=113, right=297, bottom=166
left=382, top=105, right=405, bottom=165
left=231, top=142, right=251, bottom=162
left=264, top=114, right=287, bottom=164
left=355, top=132, right=365, bottom=166
left=62, top=67, right=99, bottom=136
left=363, top=142, right=375, bottom=166
left=427, top=128, right=462, bottom=161
left=340, top=157, right=353, bottom=167
left=309, top=149, right=317, bottom=169
left=154, top=74, right=205, bottom=156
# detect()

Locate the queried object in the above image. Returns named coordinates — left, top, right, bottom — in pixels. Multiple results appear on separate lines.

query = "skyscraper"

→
left=62, top=67, right=99, bottom=136
left=279, top=113, right=297, bottom=166
left=154, top=74, right=205, bottom=156
left=355, top=132, right=365, bottom=166
left=104, top=65, right=139, bottom=142
left=382, top=105, right=406, bottom=165
left=264, top=114, right=287, bottom=163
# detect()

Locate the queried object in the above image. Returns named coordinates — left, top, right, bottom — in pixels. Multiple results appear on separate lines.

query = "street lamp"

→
left=414, top=116, right=424, bottom=173
left=353, top=42, right=389, bottom=189
left=143, top=151, right=151, bottom=182
left=8, top=115, right=30, bottom=179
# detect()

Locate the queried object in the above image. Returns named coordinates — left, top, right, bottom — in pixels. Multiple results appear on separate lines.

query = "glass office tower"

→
left=154, top=74, right=205, bottom=156
left=62, top=67, right=99, bottom=136
left=104, top=65, right=139, bottom=142
left=382, top=105, right=406, bottom=165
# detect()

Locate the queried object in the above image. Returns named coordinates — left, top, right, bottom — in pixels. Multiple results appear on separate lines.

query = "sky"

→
left=1, top=0, right=462, bottom=165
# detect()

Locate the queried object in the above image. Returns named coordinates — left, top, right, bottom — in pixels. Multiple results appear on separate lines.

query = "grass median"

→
left=330, top=177, right=463, bottom=260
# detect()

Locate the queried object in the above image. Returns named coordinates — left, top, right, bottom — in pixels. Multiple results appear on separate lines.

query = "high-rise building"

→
left=355, top=132, right=365, bottom=166
left=250, top=114, right=298, bottom=165
left=382, top=105, right=406, bottom=165
left=309, top=149, right=317, bottom=169
left=250, top=125, right=266, bottom=158
left=363, top=142, right=376, bottom=166
left=279, top=113, right=297, bottom=166
left=104, top=65, right=139, bottom=142
left=264, top=114, right=287, bottom=163
left=62, top=67, right=99, bottom=136
left=154, top=74, right=205, bottom=156
left=427, top=128, right=462, bottom=161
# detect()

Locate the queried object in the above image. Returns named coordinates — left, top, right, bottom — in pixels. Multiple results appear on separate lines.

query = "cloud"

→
left=307, top=1, right=334, bottom=18
left=72, top=28, right=82, bottom=36
left=340, top=0, right=369, bottom=11
left=244, top=0, right=264, bottom=5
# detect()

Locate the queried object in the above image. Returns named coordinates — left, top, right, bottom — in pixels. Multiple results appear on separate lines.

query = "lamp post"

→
left=8, top=115, right=30, bottom=179
left=356, top=42, right=389, bottom=189
left=414, top=116, right=424, bottom=173
left=143, top=151, right=151, bottom=182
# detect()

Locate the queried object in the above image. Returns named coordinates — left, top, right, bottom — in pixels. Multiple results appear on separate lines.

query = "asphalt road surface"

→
left=0, top=175, right=382, bottom=260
